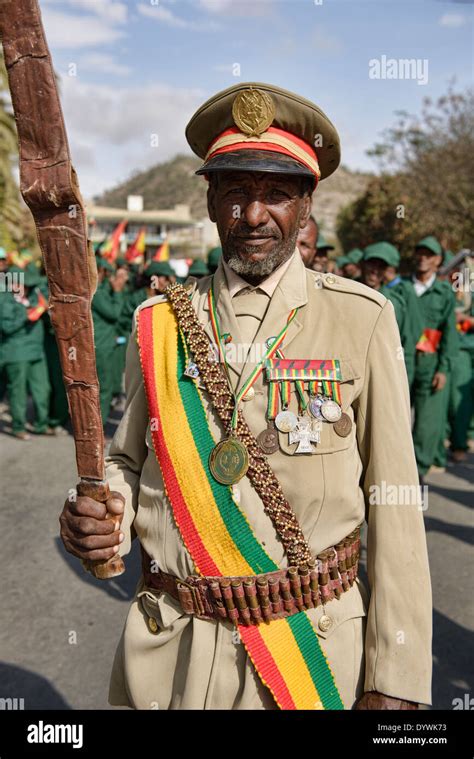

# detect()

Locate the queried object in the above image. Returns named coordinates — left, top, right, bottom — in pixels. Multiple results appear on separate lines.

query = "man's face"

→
left=362, top=258, right=385, bottom=289
left=415, top=247, right=441, bottom=275
left=311, top=251, right=328, bottom=273
left=297, top=218, right=318, bottom=267
left=342, top=262, right=360, bottom=280
left=208, top=171, right=311, bottom=282
left=150, top=274, right=175, bottom=293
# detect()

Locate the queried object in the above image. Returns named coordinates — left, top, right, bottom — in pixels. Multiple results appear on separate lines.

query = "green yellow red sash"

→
left=137, top=300, right=344, bottom=710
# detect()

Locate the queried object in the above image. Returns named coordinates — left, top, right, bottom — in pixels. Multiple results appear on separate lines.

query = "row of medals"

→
left=257, top=393, right=352, bottom=456
left=185, top=359, right=352, bottom=484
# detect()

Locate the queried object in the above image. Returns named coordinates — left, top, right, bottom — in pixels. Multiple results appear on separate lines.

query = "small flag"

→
left=126, top=227, right=146, bottom=262
left=102, top=220, right=128, bottom=263
left=153, top=240, right=170, bottom=261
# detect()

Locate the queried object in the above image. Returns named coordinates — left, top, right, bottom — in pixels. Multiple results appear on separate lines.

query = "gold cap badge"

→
left=232, top=88, right=276, bottom=137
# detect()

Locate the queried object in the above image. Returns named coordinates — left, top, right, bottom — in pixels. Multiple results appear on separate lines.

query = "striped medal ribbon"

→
left=207, top=287, right=298, bottom=484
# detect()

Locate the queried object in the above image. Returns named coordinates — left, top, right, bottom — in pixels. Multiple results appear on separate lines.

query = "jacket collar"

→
left=201, top=249, right=308, bottom=390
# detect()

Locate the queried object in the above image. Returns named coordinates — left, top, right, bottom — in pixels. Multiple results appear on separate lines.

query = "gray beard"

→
left=223, top=225, right=300, bottom=282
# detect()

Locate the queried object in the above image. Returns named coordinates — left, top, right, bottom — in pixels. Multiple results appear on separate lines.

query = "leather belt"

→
left=141, top=526, right=361, bottom=626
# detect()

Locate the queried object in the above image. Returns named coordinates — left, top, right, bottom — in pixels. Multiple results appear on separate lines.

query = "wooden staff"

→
left=0, top=0, right=124, bottom=579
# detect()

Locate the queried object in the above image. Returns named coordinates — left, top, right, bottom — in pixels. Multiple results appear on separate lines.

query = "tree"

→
left=336, top=86, right=474, bottom=258
left=0, top=48, right=37, bottom=250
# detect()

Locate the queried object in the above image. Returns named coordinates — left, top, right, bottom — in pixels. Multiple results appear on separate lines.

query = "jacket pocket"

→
left=306, top=580, right=368, bottom=640
left=138, top=588, right=185, bottom=632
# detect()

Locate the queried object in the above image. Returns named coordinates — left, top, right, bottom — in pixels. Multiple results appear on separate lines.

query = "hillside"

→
left=94, top=154, right=372, bottom=250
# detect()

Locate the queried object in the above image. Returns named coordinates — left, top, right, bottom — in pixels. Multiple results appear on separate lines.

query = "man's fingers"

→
left=62, top=536, right=121, bottom=562
left=69, top=495, right=108, bottom=520
left=65, top=513, right=118, bottom=536
left=106, top=492, right=125, bottom=518
left=68, top=531, right=124, bottom=552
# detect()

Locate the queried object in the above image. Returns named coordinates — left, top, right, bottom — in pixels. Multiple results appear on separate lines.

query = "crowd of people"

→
left=0, top=227, right=472, bottom=481
left=297, top=218, right=474, bottom=479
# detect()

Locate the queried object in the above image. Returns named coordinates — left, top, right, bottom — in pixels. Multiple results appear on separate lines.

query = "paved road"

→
left=0, top=416, right=472, bottom=710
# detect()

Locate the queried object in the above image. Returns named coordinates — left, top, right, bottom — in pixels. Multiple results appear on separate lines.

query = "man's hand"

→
left=60, top=491, right=125, bottom=561
left=356, top=691, right=419, bottom=710
left=432, top=371, right=447, bottom=391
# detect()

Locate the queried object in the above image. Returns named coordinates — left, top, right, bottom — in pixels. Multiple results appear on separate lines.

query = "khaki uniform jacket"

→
left=107, top=252, right=432, bottom=710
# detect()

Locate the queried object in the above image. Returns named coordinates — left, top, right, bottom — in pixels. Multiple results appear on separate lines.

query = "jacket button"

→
left=148, top=616, right=159, bottom=634
left=326, top=275, right=336, bottom=284
left=318, top=614, right=333, bottom=632
left=242, top=386, right=255, bottom=401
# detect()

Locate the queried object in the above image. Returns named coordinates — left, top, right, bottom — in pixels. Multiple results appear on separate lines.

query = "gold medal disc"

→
left=209, top=437, right=249, bottom=485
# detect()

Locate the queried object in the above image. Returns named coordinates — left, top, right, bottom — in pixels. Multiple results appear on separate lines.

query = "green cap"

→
left=207, top=246, right=222, bottom=271
left=415, top=236, right=442, bottom=256
left=145, top=261, right=175, bottom=278
left=0, top=247, right=6, bottom=260
left=188, top=259, right=210, bottom=277
left=335, top=255, right=349, bottom=268
left=116, top=257, right=127, bottom=267
left=363, top=242, right=400, bottom=268
left=186, top=82, right=340, bottom=183
left=346, top=247, right=364, bottom=264
left=96, top=257, right=115, bottom=273
left=23, top=262, right=42, bottom=287
left=316, top=232, right=334, bottom=251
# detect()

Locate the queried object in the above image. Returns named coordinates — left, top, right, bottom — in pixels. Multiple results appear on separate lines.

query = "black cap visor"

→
left=195, top=149, right=315, bottom=182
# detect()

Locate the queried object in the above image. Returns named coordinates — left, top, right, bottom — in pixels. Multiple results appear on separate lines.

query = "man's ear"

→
left=207, top=182, right=217, bottom=223
left=298, top=193, right=312, bottom=229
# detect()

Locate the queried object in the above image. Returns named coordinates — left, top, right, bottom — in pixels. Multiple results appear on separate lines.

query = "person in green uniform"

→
left=207, top=246, right=222, bottom=274
left=92, top=258, right=128, bottom=428
left=361, top=242, right=417, bottom=385
left=407, top=236, right=458, bottom=478
left=311, top=231, right=333, bottom=273
left=111, top=259, right=134, bottom=405
left=0, top=247, right=9, bottom=405
left=144, top=260, right=176, bottom=294
left=342, top=248, right=364, bottom=280
left=441, top=256, right=474, bottom=462
left=2, top=264, right=51, bottom=439
left=36, top=263, right=70, bottom=433
left=335, top=255, right=349, bottom=275
left=188, top=259, right=210, bottom=279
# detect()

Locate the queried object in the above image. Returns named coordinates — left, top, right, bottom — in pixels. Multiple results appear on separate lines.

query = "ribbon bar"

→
left=265, top=358, right=342, bottom=382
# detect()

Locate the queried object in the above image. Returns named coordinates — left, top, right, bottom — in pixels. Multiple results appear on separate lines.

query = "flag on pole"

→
left=101, top=220, right=128, bottom=263
left=126, top=227, right=146, bottom=262
left=153, top=240, right=170, bottom=261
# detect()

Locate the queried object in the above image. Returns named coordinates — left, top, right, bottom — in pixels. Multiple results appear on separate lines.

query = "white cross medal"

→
left=289, top=416, right=322, bottom=453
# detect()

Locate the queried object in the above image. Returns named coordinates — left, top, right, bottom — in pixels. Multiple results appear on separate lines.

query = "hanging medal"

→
left=207, top=287, right=299, bottom=484
left=257, top=380, right=280, bottom=454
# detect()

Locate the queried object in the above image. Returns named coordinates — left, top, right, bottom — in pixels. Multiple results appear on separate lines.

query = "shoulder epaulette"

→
left=309, top=271, right=387, bottom=307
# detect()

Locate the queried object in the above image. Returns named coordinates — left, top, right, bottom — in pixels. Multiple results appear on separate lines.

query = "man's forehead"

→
left=217, top=171, right=302, bottom=185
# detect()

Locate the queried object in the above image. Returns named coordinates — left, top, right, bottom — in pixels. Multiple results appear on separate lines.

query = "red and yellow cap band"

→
left=205, top=126, right=321, bottom=183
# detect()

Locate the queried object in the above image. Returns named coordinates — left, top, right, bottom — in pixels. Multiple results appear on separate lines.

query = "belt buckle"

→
left=177, top=578, right=207, bottom=617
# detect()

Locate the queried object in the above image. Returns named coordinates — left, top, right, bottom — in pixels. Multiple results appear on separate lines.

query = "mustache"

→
left=228, top=225, right=281, bottom=240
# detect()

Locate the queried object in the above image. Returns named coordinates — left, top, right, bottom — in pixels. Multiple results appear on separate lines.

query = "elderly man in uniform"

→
left=60, top=83, right=432, bottom=711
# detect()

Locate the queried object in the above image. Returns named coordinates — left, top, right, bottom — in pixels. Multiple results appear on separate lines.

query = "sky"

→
left=38, top=0, right=474, bottom=200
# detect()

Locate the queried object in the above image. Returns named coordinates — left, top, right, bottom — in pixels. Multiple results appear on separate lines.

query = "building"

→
left=86, top=195, right=219, bottom=259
